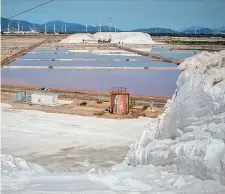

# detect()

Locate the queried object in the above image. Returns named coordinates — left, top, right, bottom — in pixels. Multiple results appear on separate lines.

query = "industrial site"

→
left=1, top=0, right=225, bottom=193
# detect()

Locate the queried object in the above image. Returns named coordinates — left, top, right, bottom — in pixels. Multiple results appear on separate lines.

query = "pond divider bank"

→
left=3, top=65, right=180, bottom=70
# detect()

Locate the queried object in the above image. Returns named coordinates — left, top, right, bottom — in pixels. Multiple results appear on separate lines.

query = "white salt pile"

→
left=1, top=154, right=45, bottom=174
left=93, top=32, right=155, bottom=44
left=60, top=32, right=156, bottom=44
left=60, top=33, right=96, bottom=44
left=126, top=50, right=225, bottom=185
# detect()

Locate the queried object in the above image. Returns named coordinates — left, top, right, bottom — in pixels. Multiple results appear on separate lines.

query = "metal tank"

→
left=110, top=87, right=130, bottom=115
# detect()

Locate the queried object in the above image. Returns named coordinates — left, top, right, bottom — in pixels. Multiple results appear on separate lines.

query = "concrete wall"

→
left=31, top=93, right=58, bottom=105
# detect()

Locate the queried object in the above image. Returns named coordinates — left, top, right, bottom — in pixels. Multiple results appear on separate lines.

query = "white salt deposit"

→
left=93, top=32, right=155, bottom=44
left=2, top=155, right=225, bottom=193
left=126, top=50, right=225, bottom=184
left=60, top=32, right=156, bottom=44
left=60, top=33, right=96, bottom=43
left=2, top=51, right=225, bottom=193
left=1, top=154, right=45, bottom=174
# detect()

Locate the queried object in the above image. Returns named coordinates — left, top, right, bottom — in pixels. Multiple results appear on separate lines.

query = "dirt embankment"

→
left=1, top=90, right=164, bottom=119
left=1, top=84, right=168, bottom=103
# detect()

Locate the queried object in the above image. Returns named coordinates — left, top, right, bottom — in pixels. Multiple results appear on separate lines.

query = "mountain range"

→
left=0, top=17, right=120, bottom=33
left=1, top=17, right=224, bottom=34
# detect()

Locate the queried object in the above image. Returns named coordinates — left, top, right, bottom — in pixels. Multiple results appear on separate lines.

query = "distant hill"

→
left=181, top=26, right=225, bottom=34
left=0, top=17, right=121, bottom=33
left=1, top=17, right=39, bottom=31
left=1, top=17, right=224, bottom=35
left=132, top=27, right=177, bottom=34
left=179, top=26, right=204, bottom=32
left=218, top=27, right=225, bottom=31
left=183, top=28, right=214, bottom=34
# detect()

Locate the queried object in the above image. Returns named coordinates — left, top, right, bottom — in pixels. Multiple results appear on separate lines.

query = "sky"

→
left=1, top=0, right=225, bottom=31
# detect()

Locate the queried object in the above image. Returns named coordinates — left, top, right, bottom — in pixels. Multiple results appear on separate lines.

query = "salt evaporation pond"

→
left=151, top=47, right=171, bottom=52
left=1, top=69, right=180, bottom=97
left=10, top=60, right=177, bottom=67
left=159, top=52, right=196, bottom=59
left=32, top=48, right=68, bottom=52
left=21, top=53, right=149, bottom=60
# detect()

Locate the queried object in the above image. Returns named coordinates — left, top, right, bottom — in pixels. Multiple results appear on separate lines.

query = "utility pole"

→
left=85, top=24, right=88, bottom=33
left=17, top=22, right=20, bottom=31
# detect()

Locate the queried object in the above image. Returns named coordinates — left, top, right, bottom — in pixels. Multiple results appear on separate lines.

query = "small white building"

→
left=31, top=92, right=58, bottom=106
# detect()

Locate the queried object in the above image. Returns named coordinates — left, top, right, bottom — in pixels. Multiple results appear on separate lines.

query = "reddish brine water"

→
left=1, top=69, right=180, bottom=97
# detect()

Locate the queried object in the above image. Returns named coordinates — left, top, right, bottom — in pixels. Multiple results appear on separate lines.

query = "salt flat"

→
left=1, top=103, right=149, bottom=172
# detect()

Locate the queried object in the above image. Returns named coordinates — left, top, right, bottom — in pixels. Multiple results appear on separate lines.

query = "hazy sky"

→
left=1, top=0, right=225, bottom=30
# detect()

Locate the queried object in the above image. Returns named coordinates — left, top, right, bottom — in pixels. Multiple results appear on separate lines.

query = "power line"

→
left=8, top=0, right=54, bottom=20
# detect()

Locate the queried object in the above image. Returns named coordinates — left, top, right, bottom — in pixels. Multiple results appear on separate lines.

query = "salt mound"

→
left=60, top=33, right=95, bottom=43
left=60, top=32, right=156, bottom=44
left=1, top=154, right=45, bottom=174
left=93, top=32, right=155, bottom=44
left=126, top=50, right=225, bottom=184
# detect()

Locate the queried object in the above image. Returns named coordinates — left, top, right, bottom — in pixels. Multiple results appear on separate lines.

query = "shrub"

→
left=142, top=106, right=148, bottom=110
left=80, top=101, right=87, bottom=106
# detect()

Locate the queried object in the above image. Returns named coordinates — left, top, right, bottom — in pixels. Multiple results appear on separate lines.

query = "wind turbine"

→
left=53, top=24, right=56, bottom=34
left=64, top=24, right=68, bottom=33
left=44, top=24, right=47, bottom=34
left=7, top=20, right=10, bottom=33
left=85, top=24, right=88, bottom=33
left=61, top=25, right=64, bottom=33
left=17, top=22, right=20, bottom=32
left=155, top=24, right=158, bottom=34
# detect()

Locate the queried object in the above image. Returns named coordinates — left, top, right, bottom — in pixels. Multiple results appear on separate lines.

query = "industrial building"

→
left=31, top=92, right=58, bottom=105
left=12, top=91, right=58, bottom=106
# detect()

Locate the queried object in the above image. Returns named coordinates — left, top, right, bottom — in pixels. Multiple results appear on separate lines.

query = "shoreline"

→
left=1, top=84, right=169, bottom=102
